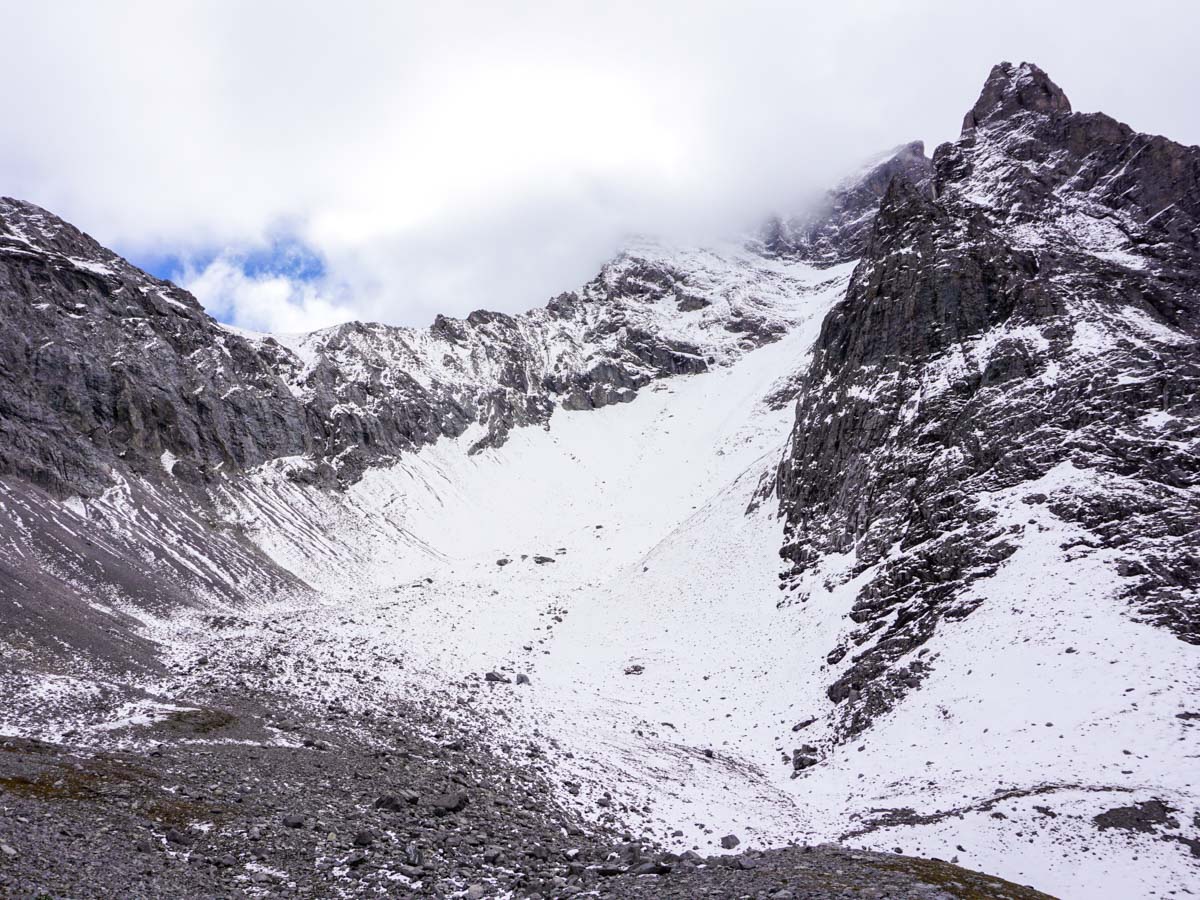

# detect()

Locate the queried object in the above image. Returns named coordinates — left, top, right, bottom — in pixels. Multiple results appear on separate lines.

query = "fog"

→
left=3, top=0, right=1197, bottom=331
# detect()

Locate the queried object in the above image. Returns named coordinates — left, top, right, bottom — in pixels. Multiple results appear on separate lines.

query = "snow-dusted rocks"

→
left=770, top=60, right=1200, bottom=894
left=0, top=192, right=823, bottom=500
left=776, top=60, right=1200, bottom=736
left=267, top=239, right=820, bottom=460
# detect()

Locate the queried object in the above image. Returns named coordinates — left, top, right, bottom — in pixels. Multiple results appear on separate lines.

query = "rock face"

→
left=0, top=203, right=809, bottom=501
left=0, top=199, right=315, bottom=498
left=774, top=61, right=1200, bottom=738
left=759, top=141, right=934, bottom=265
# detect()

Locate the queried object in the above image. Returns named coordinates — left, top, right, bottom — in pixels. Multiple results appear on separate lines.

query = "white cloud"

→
left=3, top=0, right=1198, bottom=330
left=180, top=256, right=359, bottom=334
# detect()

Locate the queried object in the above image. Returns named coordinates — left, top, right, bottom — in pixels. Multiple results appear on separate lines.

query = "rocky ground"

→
left=0, top=687, right=1053, bottom=899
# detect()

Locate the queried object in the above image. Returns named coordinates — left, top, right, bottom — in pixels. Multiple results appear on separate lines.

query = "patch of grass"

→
left=156, top=707, right=236, bottom=735
left=871, top=855, right=1058, bottom=900
left=1, top=770, right=110, bottom=802
left=0, top=752, right=221, bottom=827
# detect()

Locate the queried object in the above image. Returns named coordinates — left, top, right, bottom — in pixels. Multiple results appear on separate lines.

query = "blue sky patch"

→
left=125, top=236, right=325, bottom=287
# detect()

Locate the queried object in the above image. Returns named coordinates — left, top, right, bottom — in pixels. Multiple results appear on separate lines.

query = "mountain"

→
left=2, top=63, right=1198, bottom=899
left=0, top=199, right=806, bottom=497
left=0, top=203, right=836, bottom=672
left=774, top=60, right=1200, bottom=735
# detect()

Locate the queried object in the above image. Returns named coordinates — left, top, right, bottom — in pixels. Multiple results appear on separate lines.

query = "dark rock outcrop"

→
left=774, top=61, right=1200, bottom=738
left=0, top=199, right=318, bottom=498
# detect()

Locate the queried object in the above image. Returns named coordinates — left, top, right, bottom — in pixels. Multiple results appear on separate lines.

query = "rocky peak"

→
left=774, top=60, right=1200, bottom=740
left=960, top=61, right=1075, bottom=133
left=961, top=61, right=1072, bottom=133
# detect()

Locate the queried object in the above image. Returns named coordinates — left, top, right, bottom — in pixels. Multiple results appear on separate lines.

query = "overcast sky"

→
left=3, top=1, right=1198, bottom=332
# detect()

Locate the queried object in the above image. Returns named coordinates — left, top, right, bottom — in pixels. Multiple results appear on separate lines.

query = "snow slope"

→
left=157, top=252, right=1197, bottom=899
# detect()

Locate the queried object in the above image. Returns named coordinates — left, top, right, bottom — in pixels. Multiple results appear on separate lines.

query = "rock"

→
left=374, top=793, right=418, bottom=810
left=792, top=746, right=821, bottom=771
left=466, top=886, right=486, bottom=899
left=774, top=59, right=1200, bottom=739
left=628, top=860, right=671, bottom=875
left=484, top=671, right=512, bottom=684
left=516, top=673, right=531, bottom=685
left=720, top=834, right=740, bottom=850
left=533, top=555, right=556, bottom=564
left=428, top=791, right=469, bottom=815
left=496, top=558, right=511, bottom=566
left=1094, top=799, right=1180, bottom=833
left=0, top=844, right=16, bottom=858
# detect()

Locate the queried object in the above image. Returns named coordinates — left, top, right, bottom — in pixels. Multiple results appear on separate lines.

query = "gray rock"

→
left=428, top=791, right=469, bottom=815
left=773, top=60, right=1200, bottom=741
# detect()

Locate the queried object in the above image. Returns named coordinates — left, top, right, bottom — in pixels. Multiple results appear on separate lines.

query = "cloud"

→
left=3, top=0, right=1199, bottom=330
left=179, top=255, right=359, bottom=334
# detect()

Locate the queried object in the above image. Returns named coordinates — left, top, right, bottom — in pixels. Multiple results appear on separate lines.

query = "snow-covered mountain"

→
left=1, top=62, right=1197, bottom=899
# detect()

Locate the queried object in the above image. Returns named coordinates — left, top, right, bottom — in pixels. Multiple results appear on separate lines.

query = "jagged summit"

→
left=961, top=60, right=1072, bottom=133
left=778, top=57, right=1200, bottom=728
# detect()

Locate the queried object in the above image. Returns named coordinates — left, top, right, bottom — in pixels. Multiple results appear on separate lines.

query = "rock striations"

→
left=774, top=61, right=1200, bottom=737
